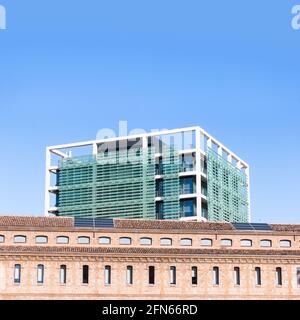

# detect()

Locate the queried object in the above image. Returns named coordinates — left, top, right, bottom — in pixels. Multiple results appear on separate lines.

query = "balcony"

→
left=180, top=163, right=195, bottom=173
left=180, top=186, right=195, bottom=195
left=180, top=199, right=196, bottom=218
left=180, top=209, right=196, bottom=218
left=180, top=177, right=195, bottom=195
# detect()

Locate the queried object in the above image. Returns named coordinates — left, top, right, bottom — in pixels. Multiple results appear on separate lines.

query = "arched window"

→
left=280, top=240, right=291, bottom=248
left=192, top=267, right=198, bottom=285
left=0, top=235, right=5, bottom=243
left=14, top=235, right=26, bottom=243
left=149, top=266, right=155, bottom=285
left=234, top=267, right=240, bottom=286
left=60, top=265, right=67, bottom=284
left=119, top=237, right=132, bottom=245
left=260, top=240, right=272, bottom=247
left=276, top=267, right=282, bottom=286
left=240, top=239, right=252, bottom=247
left=105, top=266, right=111, bottom=285
left=201, top=238, right=213, bottom=247
left=82, top=265, right=89, bottom=284
left=14, top=264, right=21, bottom=284
left=180, top=238, right=192, bottom=246
left=255, top=267, right=262, bottom=285
left=170, top=266, right=176, bottom=285
left=213, top=267, right=220, bottom=285
left=221, top=239, right=232, bottom=247
left=77, top=236, right=90, bottom=245
left=36, top=236, right=48, bottom=244
left=57, top=236, right=69, bottom=244
left=99, top=237, right=111, bottom=245
left=37, top=265, right=45, bottom=284
left=127, top=266, right=133, bottom=285
left=140, top=237, right=152, bottom=246
left=160, top=238, right=172, bottom=246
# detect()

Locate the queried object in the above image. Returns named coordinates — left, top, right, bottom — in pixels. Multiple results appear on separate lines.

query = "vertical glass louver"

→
left=55, top=138, right=249, bottom=222
left=206, top=148, right=249, bottom=222
left=57, top=146, right=180, bottom=220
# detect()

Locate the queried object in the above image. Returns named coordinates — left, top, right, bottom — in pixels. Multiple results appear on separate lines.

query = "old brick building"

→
left=0, top=216, right=300, bottom=300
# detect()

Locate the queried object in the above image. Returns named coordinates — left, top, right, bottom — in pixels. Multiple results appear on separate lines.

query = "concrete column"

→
left=44, top=148, right=51, bottom=217
left=195, top=128, right=202, bottom=220
left=218, top=146, right=223, bottom=157
left=92, top=142, right=98, bottom=155
left=246, top=166, right=251, bottom=222
left=142, top=136, right=149, bottom=219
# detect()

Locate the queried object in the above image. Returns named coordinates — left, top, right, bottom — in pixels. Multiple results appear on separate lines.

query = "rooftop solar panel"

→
left=74, top=218, right=114, bottom=229
left=232, top=223, right=254, bottom=230
left=251, top=223, right=272, bottom=231
left=94, top=219, right=114, bottom=228
left=74, top=218, right=95, bottom=228
left=232, top=222, right=272, bottom=231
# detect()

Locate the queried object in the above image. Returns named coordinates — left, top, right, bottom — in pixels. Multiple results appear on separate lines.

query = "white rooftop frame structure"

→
left=45, top=126, right=250, bottom=221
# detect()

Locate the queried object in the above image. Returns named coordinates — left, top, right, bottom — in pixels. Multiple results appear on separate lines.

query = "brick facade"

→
left=0, top=216, right=300, bottom=300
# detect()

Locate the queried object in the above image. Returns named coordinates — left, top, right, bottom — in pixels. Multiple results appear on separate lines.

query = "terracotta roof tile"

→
left=114, top=219, right=234, bottom=231
left=0, top=216, right=74, bottom=228
left=1, top=216, right=300, bottom=234
left=270, top=224, right=300, bottom=232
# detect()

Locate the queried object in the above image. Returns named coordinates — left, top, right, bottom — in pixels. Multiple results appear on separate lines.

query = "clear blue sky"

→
left=0, top=1, right=299, bottom=223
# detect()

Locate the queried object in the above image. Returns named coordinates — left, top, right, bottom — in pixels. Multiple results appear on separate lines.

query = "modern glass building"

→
left=45, top=127, right=250, bottom=222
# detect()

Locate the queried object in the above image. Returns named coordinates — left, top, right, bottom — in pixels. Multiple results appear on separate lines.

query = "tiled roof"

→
left=114, top=219, right=234, bottom=231
left=0, top=246, right=299, bottom=256
left=0, top=216, right=74, bottom=228
left=1, top=216, right=300, bottom=233
left=270, top=224, right=300, bottom=232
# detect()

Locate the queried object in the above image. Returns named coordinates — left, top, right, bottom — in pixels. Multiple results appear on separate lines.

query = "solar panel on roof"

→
left=232, top=223, right=254, bottom=230
left=232, top=222, right=272, bottom=231
left=74, top=218, right=95, bottom=228
left=94, top=219, right=114, bottom=228
left=251, top=223, right=272, bottom=231
left=74, top=218, right=114, bottom=228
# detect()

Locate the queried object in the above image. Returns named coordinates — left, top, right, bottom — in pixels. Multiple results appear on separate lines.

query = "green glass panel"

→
left=207, top=148, right=249, bottom=222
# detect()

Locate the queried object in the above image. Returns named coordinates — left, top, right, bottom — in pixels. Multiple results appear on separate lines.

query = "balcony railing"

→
left=180, top=163, right=195, bottom=172
left=180, top=210, right=196, bottom=218
left=180, top=187, right=195, bottom=195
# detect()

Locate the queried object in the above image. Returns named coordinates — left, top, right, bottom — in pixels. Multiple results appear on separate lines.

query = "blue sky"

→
left=0, top=1, right=299, bottom=223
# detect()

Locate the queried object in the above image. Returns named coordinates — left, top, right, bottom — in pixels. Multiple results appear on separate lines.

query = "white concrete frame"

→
left=45, top=126, right=250, bottom=222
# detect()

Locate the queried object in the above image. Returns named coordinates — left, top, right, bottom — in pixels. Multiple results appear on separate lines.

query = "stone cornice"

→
left=0, top=255, right=299, bottom=264
left=0, top=246, right=300, bottom=264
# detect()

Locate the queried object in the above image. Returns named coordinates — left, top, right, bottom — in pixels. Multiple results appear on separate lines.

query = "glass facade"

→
left=180, top=154, right=195, bottom=172
left=156, top=202, right=163, bottom=220
left=180, top=177, right=195, bottom=194
left=156, top=179, right=164, bottom=197
left=180, top=199, right=196, bottom=217
left=52, top=129, right=249, bottom=223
